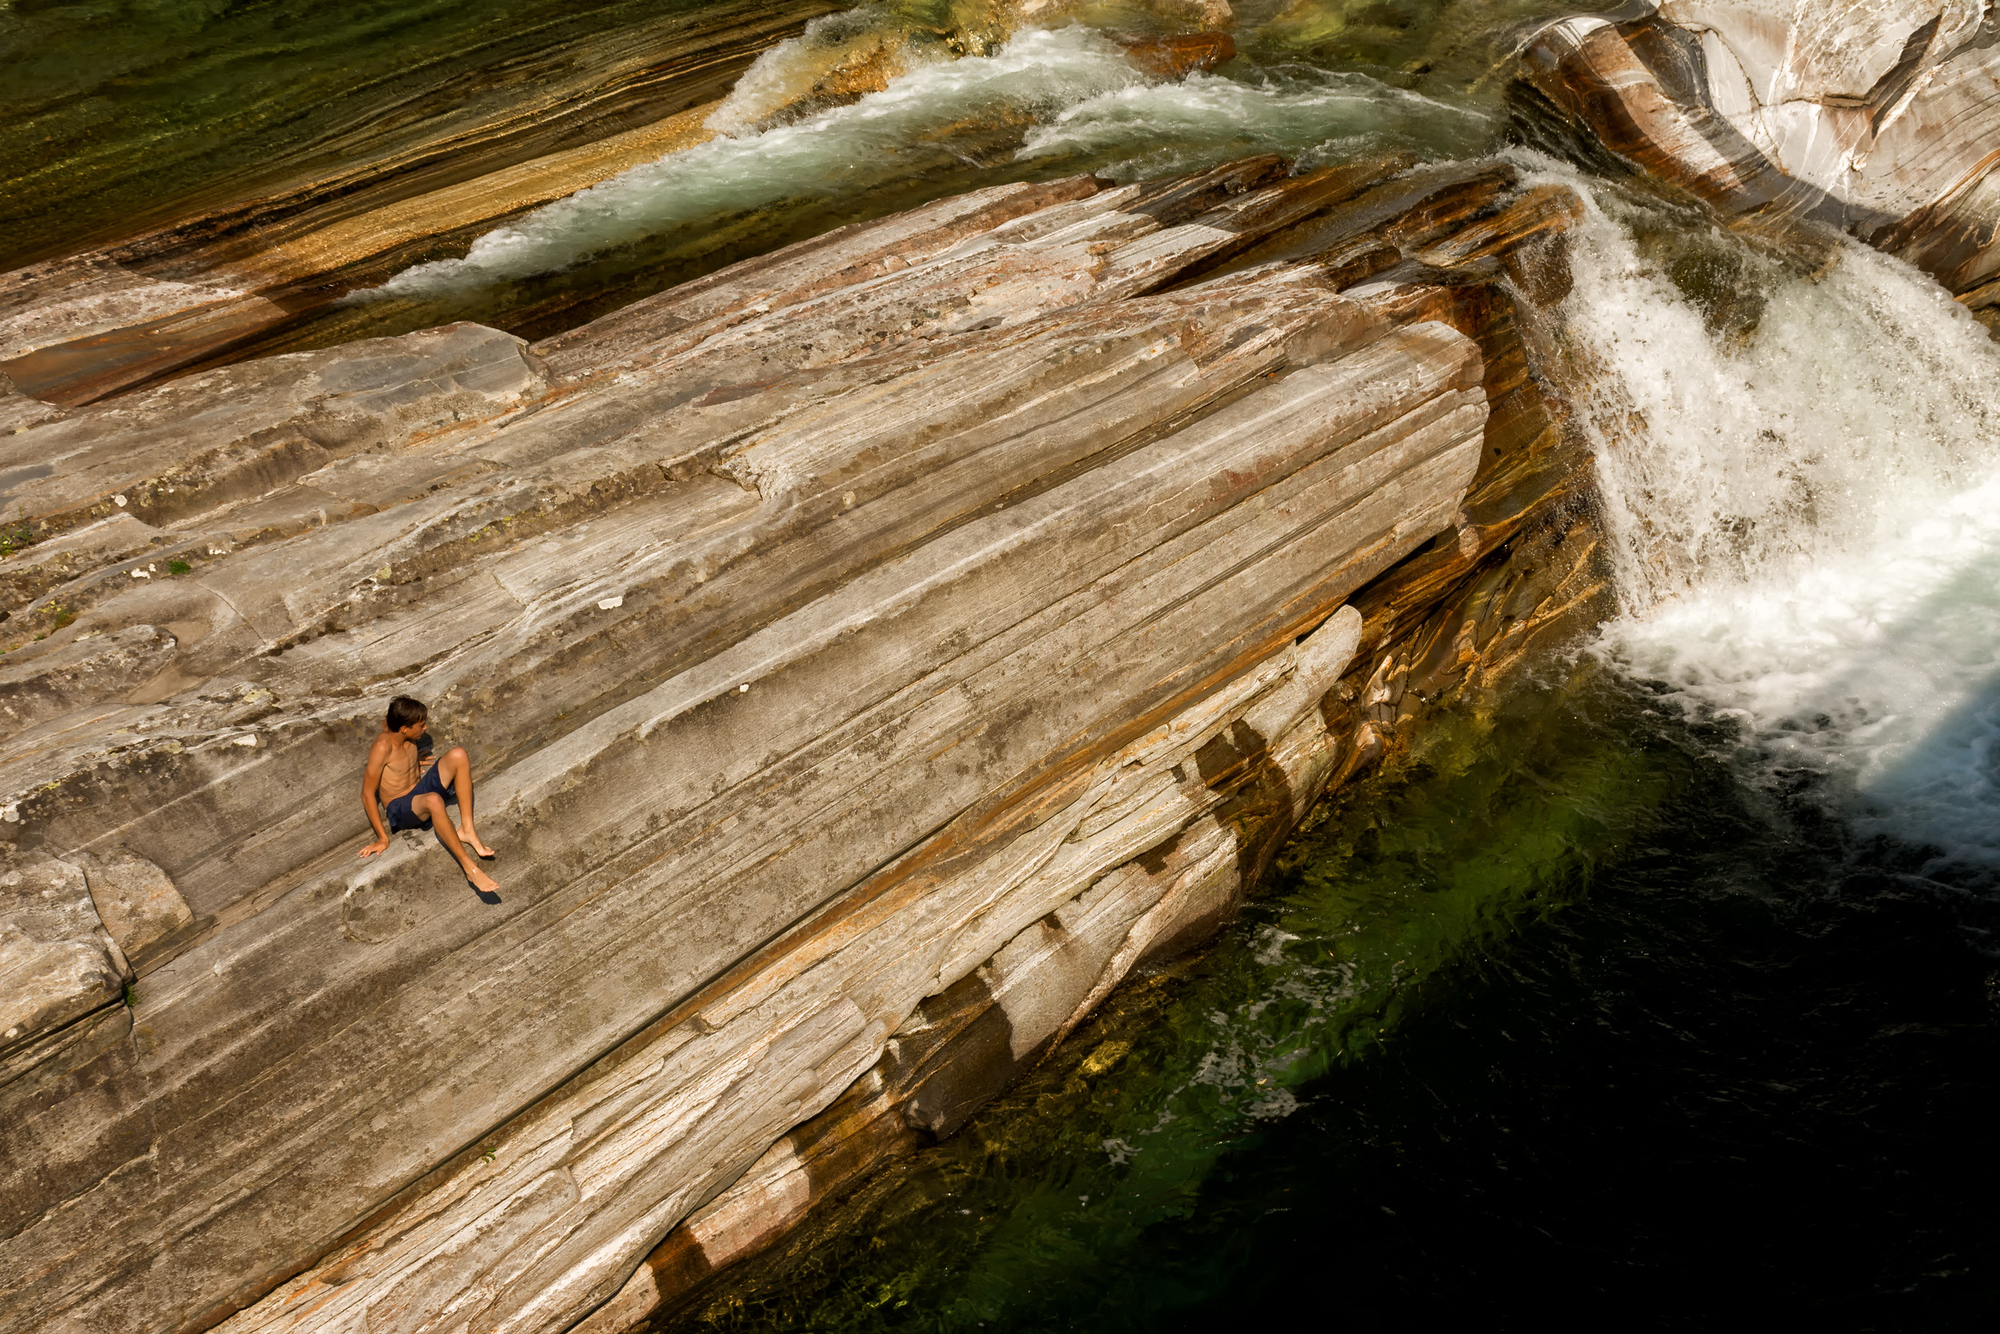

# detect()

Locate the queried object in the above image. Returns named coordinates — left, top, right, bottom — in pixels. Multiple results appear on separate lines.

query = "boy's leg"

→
left=415, top=792, right=500, bottom=894
left=435, top=747, right=495, bottom=858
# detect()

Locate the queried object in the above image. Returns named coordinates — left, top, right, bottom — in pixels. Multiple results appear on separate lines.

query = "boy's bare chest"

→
left=381, top=741, right=423, bottom=797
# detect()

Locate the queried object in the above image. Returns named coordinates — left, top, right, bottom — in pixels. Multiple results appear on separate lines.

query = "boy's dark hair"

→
left=386, top=696, right=429, bottom=731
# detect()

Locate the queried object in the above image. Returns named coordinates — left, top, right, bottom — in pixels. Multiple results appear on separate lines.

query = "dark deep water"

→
left=666, top=656, right=2000, bottom=1331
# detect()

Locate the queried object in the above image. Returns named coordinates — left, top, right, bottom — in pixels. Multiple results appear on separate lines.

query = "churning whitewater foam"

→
left=366, top=27, right=1146, bottom=299
left=362, top=27, right=1488, bottom=301
left=1548, top=167, right=2000, bottom=884
left=1017, top=65, right=1491, bottom=178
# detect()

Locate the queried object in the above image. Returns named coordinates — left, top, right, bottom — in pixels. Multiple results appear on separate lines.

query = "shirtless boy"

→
left=358, top=695, right=500, bottom=895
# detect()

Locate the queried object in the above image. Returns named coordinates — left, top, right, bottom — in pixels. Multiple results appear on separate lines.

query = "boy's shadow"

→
left=404, top=823, right=502, bottom=905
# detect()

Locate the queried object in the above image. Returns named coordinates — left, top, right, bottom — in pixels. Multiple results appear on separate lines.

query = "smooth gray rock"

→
left=78, top=849, right=194, bottom=965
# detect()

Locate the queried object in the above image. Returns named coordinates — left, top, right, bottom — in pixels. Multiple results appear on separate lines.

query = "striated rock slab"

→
left=570, top=608, right=1367, bottom=1331
left=575, top=172, right=1607, bottom=1334
left=0, top=156, right=1581, bottom=1334
left=0, top=4, right=1249, bottom=409
left=1522, top=0, right=2000, bottom=308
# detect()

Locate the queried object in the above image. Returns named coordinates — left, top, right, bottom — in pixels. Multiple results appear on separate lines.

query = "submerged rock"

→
left=0, top=155, right=1585, bottom=1334
left=1521, top=0, right=2000, bottom=325
left=1118, top=30, right=1238, bottom=79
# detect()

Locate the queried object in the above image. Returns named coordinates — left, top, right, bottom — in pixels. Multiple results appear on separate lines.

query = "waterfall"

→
left=1543, top=163, right=2000, bottom=887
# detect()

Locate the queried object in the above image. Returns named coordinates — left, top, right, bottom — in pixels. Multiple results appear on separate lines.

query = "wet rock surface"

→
left=0, top=0, right=847, bottom=406
left=0, top=152, right=1586, bottom=1334
left=1521, top=0, right=2000, bottom=327
left=0, top=1, right=1247, bottom=409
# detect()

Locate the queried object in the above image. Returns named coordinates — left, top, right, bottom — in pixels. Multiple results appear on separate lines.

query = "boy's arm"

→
left=358, top=737, right=392, bottom=857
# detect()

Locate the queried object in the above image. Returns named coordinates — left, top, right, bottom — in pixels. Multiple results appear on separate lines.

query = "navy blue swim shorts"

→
left=385, top=761, right=456, bottom=833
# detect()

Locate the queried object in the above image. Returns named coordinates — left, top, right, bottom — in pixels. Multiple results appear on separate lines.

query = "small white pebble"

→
left=597, top=595, right=624, bottom=610
left=211, top=963, right=223, bottom=976
left=738, top=683, right=749, bottom=693
left=113, top=494, right=127, bottom=508
left=232, top=734, right=258, bottom=747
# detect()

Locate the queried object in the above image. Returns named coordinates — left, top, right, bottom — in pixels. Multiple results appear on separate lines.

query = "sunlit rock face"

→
left=0, top=2, right=1239, bottom=410
left=1523, top=0, right=2000, bottom=323
left=0, top=153, right=1589, bottom=1334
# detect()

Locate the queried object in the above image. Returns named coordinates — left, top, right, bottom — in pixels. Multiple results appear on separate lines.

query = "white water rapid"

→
left=362, top=24, right=1487, bottom=300
left=1550, top=167, right=2000, bottom=887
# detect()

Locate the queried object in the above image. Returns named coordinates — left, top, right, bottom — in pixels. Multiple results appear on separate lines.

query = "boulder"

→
left=0, top=851, right=127, bottom=1056
left=1117, top=31, right=1238, bottom=79
left=77, top=849, right=196, bottom=966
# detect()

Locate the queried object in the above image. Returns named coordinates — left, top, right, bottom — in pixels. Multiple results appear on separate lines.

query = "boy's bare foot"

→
left=465, top=866, right=501, bottom=895
left=459, top=828, right=497, bottom=859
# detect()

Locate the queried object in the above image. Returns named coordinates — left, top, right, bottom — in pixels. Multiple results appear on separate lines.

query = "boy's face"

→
left=397, top=720, right=429, bottom=741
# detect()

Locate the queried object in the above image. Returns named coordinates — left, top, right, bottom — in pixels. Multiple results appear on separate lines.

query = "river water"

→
left=655, top=170, right=2000, bottom=1331
left=319, top=11, right=1525, bottom=343
left=10, top=0, right=2000, bottom=1326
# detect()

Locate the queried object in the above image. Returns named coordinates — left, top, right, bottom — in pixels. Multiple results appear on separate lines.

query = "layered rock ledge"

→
left=0, top=5, right=1236, bottom=409
left=0, top=154, right=1593, bottom=1334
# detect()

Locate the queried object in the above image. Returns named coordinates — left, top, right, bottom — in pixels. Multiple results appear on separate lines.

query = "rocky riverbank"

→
left=11, top=1, right=1995, bottom=1331
left=0, top=7, right=1234, bottom=410
left=0, top=145, right=1595, bottom=1334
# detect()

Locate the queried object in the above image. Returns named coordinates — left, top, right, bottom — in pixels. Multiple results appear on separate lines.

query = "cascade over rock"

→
left=0, top=154, right=1596, bottom=1334
left=1522, top=0, right=2000, bottom=330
